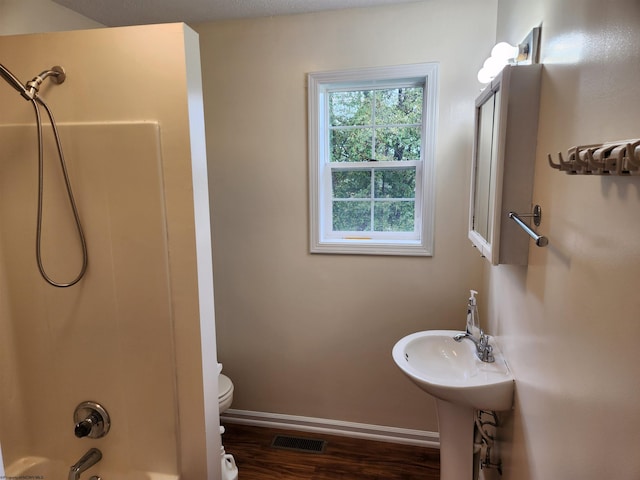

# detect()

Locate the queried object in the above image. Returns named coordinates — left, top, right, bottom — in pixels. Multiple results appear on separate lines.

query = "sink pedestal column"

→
left=436, top=399, right=475, bottom=480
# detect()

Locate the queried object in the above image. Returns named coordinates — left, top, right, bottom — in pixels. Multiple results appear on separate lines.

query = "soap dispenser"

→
left=466, top=290, right=481, bottom=339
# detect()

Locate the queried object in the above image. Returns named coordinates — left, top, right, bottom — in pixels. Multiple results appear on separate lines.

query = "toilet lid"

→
left=219, top=374, right=233, bottom=399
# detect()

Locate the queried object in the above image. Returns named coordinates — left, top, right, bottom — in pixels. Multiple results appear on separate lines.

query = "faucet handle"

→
left=484, top=344, right=495, bottom=363
left=74, top=401, right=110, bottom=439
left=75, top=412, right=101, bottom=438
left=477, top=332, right=495, bottom=362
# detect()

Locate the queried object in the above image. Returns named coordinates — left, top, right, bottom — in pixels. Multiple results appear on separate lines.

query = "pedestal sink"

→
left=392, top=330, right=514, bottom=480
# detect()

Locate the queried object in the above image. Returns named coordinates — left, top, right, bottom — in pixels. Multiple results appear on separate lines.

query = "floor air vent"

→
left=271, top=435, right=327, bottom=453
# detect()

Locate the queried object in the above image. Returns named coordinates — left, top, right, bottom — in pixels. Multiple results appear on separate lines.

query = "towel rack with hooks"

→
left=548, top=138, right=640, bottom=175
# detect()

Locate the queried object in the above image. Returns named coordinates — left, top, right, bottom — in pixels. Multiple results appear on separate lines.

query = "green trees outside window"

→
left=328, top=87, right=422, bottom=233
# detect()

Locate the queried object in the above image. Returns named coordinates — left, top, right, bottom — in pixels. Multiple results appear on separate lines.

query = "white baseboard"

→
left=220, top=409, right=439, bottom=448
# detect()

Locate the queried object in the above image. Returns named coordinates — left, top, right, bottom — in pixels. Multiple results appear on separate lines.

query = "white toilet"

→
left=218, top=364, right=238, bottom=480
left=218, top=372, right=234, bottom=413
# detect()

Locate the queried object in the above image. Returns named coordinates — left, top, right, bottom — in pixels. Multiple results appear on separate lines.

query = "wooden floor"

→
left=220, top=422, right=440, bottom=480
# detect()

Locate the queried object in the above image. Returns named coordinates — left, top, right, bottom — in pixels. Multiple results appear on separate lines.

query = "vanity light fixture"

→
left=478, top=27, right=540, bottom=84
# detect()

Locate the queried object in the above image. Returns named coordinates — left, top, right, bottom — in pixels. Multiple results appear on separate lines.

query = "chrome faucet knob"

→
left=73, top=401, right=110, bottom=439
left=75, top=412, right=101, bottom=438
left=483, top=343, right=495, bottom=363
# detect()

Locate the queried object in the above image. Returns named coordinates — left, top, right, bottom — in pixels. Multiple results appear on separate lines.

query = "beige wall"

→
left=196, top=0, right=493, bottom=432
left=487, top=1, right=640, bottom=479
left=0, top=0, right=102, bottom=34
left=0, top=24, right=220, bottom=479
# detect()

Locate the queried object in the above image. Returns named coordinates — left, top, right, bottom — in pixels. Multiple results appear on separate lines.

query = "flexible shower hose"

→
left=30, top=96, right=88, bottom=287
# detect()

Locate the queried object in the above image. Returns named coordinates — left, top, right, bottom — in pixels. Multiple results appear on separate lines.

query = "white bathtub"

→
left=5, top=456, right=179, bottom=479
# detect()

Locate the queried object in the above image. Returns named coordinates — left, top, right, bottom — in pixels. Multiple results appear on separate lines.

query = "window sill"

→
left=311, top=239, right=432, bottom=257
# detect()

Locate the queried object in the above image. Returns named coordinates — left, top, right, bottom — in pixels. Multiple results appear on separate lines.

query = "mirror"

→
left=472, top=88, right=501, bottom=240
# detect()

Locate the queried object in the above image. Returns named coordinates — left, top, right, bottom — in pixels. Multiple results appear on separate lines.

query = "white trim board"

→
left=220, top=409, right=439, bottom=448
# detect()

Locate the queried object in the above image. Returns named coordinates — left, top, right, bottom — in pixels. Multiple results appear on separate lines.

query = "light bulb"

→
left=477, top=68, right=493, bottom=84
left=483, top=56, right=507, bottom=77
left=491, top=42, right=519, bottom=62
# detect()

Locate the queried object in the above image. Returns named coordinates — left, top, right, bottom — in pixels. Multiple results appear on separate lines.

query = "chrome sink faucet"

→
left=68, top=448, right=102, bottom=480
left=454, top=330, right=495, bottom=363
left=457, top=289, right=495, bottom=363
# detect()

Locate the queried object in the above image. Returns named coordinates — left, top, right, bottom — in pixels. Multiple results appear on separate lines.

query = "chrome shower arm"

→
left=0, top=64, right=66, bottom=100
left=25, top=66, right=66, bottom=99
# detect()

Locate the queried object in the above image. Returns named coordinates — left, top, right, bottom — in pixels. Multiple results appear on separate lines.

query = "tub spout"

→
left=68, top=448, right=102, bottom=480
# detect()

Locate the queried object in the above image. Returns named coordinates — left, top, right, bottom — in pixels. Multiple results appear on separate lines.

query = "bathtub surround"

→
left=0, top=24, right=220, bottom=479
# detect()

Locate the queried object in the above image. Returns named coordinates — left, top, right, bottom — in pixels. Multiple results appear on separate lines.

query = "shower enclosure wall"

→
left=0, top=24, right=220, bottom=479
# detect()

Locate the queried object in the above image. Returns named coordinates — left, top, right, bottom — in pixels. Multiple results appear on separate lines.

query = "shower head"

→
left=0, top=63, right=31, bottom=99
left=0, top=64, right=66, bottom=100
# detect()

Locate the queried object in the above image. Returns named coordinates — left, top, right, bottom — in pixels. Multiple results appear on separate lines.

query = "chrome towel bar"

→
left=508, top=205, right=548, bottom=247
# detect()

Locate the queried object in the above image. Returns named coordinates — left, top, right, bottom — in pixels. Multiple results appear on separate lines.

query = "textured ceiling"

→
left=51, top=0, right=423, bottom=27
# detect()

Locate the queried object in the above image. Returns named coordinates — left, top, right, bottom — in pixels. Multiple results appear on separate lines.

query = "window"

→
left=308, top=63, right=438, bottom=256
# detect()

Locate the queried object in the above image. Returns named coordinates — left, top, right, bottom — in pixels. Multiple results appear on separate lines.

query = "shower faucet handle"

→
left=74, top=401, right=110, bottom=439
left=75, top=411, right=101, bottom=438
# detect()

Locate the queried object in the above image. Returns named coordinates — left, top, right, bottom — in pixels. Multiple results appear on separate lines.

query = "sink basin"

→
left=392, top=329, right=514, bottom=480
left=392, top=329, right=514, bottom=411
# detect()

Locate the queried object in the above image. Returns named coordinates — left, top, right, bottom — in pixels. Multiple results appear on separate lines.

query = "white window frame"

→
left=308, top=63, right=438, bottom=256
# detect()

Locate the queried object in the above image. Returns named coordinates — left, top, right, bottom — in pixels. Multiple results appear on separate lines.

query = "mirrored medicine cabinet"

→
left=468, top=64, right=542, bottom=265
